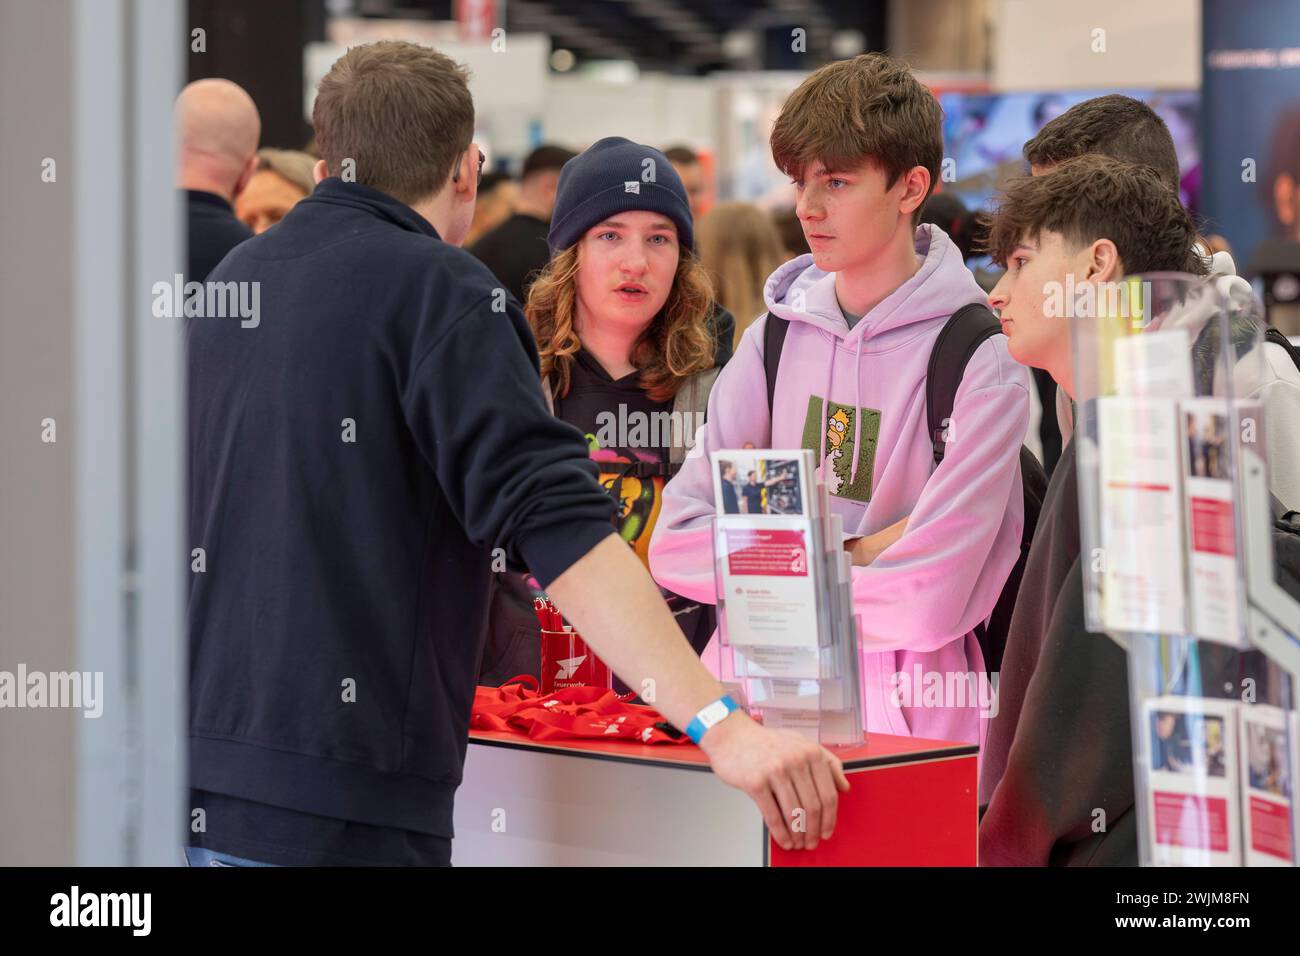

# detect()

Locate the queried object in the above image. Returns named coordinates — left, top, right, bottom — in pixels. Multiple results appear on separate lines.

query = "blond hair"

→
left=696, top=203, right=788, bottom=347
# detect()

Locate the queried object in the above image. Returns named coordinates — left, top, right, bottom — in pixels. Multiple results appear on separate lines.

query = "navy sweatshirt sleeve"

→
left=400, top=292, right=615, bottom=588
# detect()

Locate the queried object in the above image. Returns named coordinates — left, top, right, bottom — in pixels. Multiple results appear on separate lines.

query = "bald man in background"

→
left=175, top=78, right=261, bottom=280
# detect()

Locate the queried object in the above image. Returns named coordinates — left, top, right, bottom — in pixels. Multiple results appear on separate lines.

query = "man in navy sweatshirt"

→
left=185, top=40, right=847, bottom=867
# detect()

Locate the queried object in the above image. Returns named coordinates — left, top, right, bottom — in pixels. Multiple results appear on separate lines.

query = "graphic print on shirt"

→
left=585, top=439, right=664, bottom=565
left=800, top=395, right=882, bottom=502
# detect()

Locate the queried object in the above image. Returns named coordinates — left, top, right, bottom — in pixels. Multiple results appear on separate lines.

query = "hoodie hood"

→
left=762, top=224, right=990, bottom=470
left=764, top=224, right=987, bottom=348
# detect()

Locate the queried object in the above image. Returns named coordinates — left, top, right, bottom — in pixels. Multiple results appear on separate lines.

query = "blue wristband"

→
left=686, top=694, right=740, bottom=744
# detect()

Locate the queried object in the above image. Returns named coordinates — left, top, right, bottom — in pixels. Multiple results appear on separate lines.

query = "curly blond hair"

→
left=526, top=244, right=716, bottom=403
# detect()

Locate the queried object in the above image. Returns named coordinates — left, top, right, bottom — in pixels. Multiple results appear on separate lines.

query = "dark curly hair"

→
left=984, top=155, right=1207, bottom=276
left=1023, top=94, right=1180, bottom=188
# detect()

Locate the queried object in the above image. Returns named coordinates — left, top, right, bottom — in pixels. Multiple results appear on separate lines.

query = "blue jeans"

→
left=185, top=846, right=279, bottom=867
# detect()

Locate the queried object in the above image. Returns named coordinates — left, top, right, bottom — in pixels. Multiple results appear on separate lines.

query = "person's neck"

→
left=575, top=308, right=642, bottom=380
left=1044, top=339, right=1076, bottom=400
left=178, top=171, right=235, bottom=203
left=410, top=191, right=464, bottom=245
left=833, top=226, right=921, bottom=318
left=1054, top=368, right=1075, bottom=402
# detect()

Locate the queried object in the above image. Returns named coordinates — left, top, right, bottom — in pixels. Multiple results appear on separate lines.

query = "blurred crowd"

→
left=177, top=74, right=1089, bottom=474
left=177, top=77, right=818, bottom=349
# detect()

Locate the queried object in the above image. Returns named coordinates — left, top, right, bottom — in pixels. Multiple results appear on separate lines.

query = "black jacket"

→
left=186, top=189, right=252, bottom=280
left=467, top=212, right=550, bottom=306
left=710, top=303, right=735, bottom=367
left=187, top=179, right=615, bottom=840
left=978, top=442, right=1139, bottom=865
left=979, top=440, right=1294, bottom=866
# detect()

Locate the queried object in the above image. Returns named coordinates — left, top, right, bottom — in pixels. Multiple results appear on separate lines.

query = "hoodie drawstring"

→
left=848, top=334, right=865, bottom=487
left=820, top=327, right=866, bottom=487
left=819, top=338, right=836, bottom=464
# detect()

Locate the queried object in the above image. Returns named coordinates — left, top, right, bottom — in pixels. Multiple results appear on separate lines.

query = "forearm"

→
left=546, top=532, right=725, bottom=731
left=845, top=515, right=909, bottom=567
left=550, top=534, right=850, bottom=851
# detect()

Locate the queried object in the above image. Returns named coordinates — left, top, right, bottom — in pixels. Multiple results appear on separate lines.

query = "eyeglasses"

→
left=453, top=146, right=485, bottom=187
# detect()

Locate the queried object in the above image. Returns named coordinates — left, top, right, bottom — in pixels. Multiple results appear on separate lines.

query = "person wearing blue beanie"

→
left=543, top=137, right=732, bottom=363
left=547, top=137, right=695, bottom=254
left=479, top=137, right=725, bottom=692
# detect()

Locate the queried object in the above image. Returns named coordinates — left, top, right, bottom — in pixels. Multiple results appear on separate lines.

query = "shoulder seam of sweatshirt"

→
left=404, top=290, right=503, bottom=387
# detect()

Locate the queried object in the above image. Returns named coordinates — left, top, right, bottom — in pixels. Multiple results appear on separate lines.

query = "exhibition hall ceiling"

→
left=351, top=0, right=888, bottom=72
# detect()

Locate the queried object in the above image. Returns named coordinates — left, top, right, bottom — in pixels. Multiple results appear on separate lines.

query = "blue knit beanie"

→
left=547, top=137, right=694, bottom=253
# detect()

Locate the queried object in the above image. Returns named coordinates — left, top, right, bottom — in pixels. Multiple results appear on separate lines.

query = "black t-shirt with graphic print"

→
left=477, top=349, right=713, bottom=690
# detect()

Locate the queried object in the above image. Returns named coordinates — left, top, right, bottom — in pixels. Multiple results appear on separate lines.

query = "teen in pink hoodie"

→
left=649, top=223, right=1029, bottom=751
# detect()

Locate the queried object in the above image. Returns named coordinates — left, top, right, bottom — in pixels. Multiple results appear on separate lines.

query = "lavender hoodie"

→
left=649, top=225, right=1030, bottom=751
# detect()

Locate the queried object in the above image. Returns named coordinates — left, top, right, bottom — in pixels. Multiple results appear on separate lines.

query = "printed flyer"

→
left=1179, top=397, right=1251, bottom=648
left=1097, top=397, right=1187, bottom=634
left=1143, top=696, right=1241, bottom=866
left=712, top=450, right=820, bottom=649
left=1238, top=704, right=1296, bottom=866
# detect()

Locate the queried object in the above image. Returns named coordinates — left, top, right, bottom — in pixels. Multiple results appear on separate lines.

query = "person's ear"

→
left=542, top=178, right=560, bottom=214
left=1084, top=238, right=1122, bottom=283
left=232, top=154, right=258, bottom=200
left=897, top=166, right=931, bottom=219
left=1275, top=173, right=1296, bottom=228
left=313, top=159, right=329, bottom=185
left=453, top=146, right=479, bottom=203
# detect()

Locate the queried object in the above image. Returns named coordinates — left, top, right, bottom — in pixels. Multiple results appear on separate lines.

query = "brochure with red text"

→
left=1178, top=397, right=1255, bottom=649
left=1097, top=396, right=1187, bottom=634
left=1238, top=704, right=1296, bottom=866
left=711, top=448, right=864, bottom=744
left=712, top=450, right=819, bottom=651
left=1142, top=695, right=1241, bottom=866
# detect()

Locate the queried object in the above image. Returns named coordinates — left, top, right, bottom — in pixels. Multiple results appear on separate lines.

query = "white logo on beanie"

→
left=624, top=181, right=640, bottom=194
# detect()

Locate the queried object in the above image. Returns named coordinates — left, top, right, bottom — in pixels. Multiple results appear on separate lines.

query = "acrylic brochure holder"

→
left=709, top=448, right=865, bottom=747
left=1073, top=272, right=1300, bottom=866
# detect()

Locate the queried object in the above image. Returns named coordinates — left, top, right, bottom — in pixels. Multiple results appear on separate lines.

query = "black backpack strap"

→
left=1265, top=326, right=1300, bottom=375
left=763, top=312, right=789, bottom=419
left=926, top=303, right=1001, bottom=467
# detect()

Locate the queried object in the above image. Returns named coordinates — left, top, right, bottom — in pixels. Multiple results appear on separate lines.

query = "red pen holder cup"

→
left=539, top=628, right=612, bottom=694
